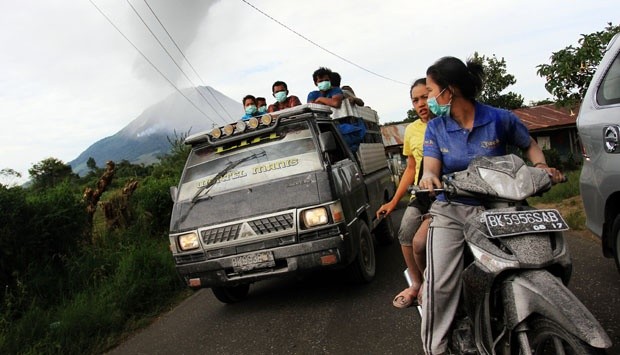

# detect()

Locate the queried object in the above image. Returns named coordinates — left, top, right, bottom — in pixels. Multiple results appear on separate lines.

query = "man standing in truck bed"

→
left=307, top=67, right=343, bottom=108
left=267, top=80, right=302, bottom=113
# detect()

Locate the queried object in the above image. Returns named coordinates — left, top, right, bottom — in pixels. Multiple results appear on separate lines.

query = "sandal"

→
left=392, top=288, right=418, bottom=309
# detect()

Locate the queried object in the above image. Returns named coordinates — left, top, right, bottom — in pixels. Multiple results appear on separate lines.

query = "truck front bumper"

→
left=175, top=232, right=347, bottom=288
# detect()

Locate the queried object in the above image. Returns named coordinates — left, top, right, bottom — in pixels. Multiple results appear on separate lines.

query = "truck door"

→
left=318, top=122, right=367, bottom=222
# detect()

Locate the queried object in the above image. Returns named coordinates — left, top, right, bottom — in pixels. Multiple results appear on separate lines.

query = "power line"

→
left=239, top=0, right=408, bottom=86
left=142, top=0, right=236, bottom=121
left=87, top=0, right=222, bottom=127
left=125, top=0, right=228, bottom=125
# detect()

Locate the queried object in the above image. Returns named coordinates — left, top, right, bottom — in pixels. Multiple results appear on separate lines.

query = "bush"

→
left=132, top=176, right=177, bottom=234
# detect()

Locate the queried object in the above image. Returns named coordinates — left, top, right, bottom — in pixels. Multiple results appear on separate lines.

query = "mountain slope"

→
left=70, top=86, right=242, bottom=175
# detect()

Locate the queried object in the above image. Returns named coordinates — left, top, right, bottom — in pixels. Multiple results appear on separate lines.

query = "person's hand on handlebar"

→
left=534, top=163, right=565, bottom=184
left=418, top=174, right=443, bottom=197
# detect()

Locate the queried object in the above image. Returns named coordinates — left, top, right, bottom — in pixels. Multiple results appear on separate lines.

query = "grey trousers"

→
left=421, top=201, right=484, bottom=355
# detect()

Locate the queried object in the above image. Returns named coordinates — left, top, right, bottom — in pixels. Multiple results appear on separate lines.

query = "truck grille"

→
left=201, top=212, right=295, bottom=246
left=248, top=214, right=294, bottom=234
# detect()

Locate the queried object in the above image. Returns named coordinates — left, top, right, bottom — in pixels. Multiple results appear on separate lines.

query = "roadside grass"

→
left=0, top=232, right=189, bottom=355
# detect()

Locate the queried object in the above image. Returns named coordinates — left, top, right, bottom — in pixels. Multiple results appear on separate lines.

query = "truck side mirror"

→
left=319, top=131, right=337, bottom=152
left=169, top=186, right=178, bottom=202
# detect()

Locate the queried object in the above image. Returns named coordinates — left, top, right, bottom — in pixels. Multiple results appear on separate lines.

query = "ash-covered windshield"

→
left=177, top=122, right=322, bottom=202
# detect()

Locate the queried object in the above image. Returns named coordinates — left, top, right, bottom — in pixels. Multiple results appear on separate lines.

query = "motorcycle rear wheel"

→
left=521, top=316, right=605, bottom=355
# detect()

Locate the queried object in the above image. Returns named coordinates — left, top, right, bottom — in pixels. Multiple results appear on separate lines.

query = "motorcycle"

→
left=405, top=154, right=611, bottom=354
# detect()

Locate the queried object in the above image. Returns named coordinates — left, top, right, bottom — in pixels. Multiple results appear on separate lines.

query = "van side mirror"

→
left=319, top=131, right=337, bottom=152
left=169, top=186, right=178, bottom=202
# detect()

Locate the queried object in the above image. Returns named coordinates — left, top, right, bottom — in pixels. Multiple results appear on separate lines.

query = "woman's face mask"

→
left=427, top=88, right=452, bottom=117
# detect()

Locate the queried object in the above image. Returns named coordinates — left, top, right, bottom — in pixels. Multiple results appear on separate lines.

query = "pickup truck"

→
left=168, top=102, right=396, bottom=302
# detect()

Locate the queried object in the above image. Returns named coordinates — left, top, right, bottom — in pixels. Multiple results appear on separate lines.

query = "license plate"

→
left=231, top=251, right=275, bottom=272
left=483, top=209, right=569, bottom=238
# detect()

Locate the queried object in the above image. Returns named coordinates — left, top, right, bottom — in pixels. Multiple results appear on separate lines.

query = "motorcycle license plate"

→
left=231, top=251, right=275, bottom=272
left=482, top=209, right=569, bottom=238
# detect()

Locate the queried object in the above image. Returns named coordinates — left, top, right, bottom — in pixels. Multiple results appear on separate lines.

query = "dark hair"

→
left=426, top=56, right=484, bottom=102
left=312, top=67, right=332, bottom=84
left=272, top=80, right=288, bottom=92
left=242, top=94, right=256, bottom=105
left=256, top=97, right=266, bottom=104
left=410, top=78, right=426, bottom=98
left=330, top=72, right=341, bottom=87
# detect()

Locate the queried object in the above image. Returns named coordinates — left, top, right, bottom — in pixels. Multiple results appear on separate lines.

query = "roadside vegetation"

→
left=0, top=134, right=192, bottom=354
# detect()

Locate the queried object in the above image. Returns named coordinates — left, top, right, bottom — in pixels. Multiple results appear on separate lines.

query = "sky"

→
left=0, top=0, right=616, bottom=185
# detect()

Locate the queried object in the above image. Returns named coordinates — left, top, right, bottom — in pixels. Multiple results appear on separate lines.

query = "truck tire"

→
left=346, top=223, right=376, bottom=283
left=212, top=284, right=250, bottom=304
left=374, top=213, right=396, bottom=246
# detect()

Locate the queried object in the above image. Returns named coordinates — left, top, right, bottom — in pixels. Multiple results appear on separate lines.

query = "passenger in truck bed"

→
left=267, top=81, right=302, bottom=113
left=256, top=97, right=268, bottom=115
left=307, top=67, right=344, bottom=108
left=241, top=94, right=259, bottom=121
left=342, top=85, right=365, bottom=106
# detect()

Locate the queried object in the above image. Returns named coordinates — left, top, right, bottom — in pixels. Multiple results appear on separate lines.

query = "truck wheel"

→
left=211, top=284, right=250, bottom=304
left=346, top=223, right=376, bottom=283
left=612, top=214, right=620, bottom=272
left=374, top=213, right=396, bottom=246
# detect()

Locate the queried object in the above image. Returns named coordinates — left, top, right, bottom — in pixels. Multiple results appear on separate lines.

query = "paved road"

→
left=109, top=207, right=619, bottom=354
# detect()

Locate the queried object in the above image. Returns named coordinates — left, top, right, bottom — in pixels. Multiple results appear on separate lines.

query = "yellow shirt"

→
left=402, top=119, right=427, bottom=183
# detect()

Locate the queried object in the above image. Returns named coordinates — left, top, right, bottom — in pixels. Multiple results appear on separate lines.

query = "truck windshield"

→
left=177, top=121, right=322, bottom=202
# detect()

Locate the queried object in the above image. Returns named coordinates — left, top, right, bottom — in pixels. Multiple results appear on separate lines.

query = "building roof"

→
left=380, top=122, right=409, bottom=147
left=512, top=104, right=579, bottom=132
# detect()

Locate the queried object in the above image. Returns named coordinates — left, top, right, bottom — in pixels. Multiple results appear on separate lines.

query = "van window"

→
left=596, top=52, right=620, bottom=106
left=318, top=122, right=350, bottom=163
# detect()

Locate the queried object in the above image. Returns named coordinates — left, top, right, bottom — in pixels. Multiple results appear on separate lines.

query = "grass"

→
left=527, top=169, right=586, bottom=230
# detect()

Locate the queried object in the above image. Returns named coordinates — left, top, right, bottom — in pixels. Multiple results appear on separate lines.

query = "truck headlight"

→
left=301, top=207, right=329, bottom=228
left=178, top=232, right=199, bottom=251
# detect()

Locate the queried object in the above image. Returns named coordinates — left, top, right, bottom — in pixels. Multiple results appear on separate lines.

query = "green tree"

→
left=471, top=52, right=524, bottom=109
left=86, top=157, right=97, bottom=171
left=28, top=158, right=76, bottom=190
left=404, top=108, right=419, bottom=123
left=537, top=22, right=620, bottom=109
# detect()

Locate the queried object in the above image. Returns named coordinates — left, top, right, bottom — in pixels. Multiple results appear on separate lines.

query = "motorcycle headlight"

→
left=178, top=232, right=199, bottom=251
left=301, top=207, right=329, bottom=228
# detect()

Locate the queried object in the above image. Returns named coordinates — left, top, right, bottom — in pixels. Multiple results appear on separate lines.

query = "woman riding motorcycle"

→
left=417, top=56, right=564, bottom=355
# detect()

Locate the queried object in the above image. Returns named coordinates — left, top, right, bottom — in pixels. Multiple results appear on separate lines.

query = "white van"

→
left=577, top=32, right=620, bottom=271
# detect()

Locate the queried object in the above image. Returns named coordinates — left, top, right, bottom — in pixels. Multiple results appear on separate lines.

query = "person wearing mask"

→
left=376, top=78, right=432, bottom=309
left=418, top=56, right=564, bottom=355
left=307, top=67, right=344, bottom=108
left=256, top=97, right=268, bottom=115
left=267, top=81, right=302, bottom=113
left=241, top=94, right=258, bottom=121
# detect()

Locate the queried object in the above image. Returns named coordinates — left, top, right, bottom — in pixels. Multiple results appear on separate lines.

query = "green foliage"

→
left=527, top=170, right=581, bottom=204
left=132, top=176, right=177, bottom=234
left=28, top=157, right=77, bottom=190
left=86, top=157, right=97, bottom=171
left=537, top=22, right=620, bottom=109
left=404, top=108, right=419, bottom=123
left=0, top=168, right=22, bottom=187
left=0, top=145, right=189, bottom=353
left=470, top=52, right=524, bottom=109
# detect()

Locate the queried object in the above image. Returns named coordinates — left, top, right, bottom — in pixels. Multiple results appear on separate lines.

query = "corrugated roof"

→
left=380, top=123, right=409, bottom=147
left=512, top=104, right=579, bottom=132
